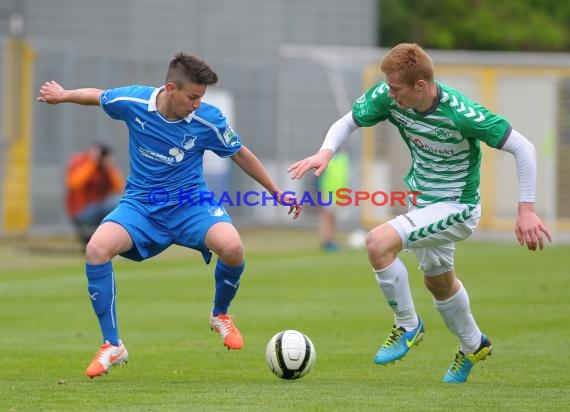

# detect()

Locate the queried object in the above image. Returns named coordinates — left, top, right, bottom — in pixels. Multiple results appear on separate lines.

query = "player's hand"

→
left=515, top=204, right=552, bottom=251
left=276, top=191, right=302, bottom=220
left=37, top=80, right=65, bottom=104
left=288, top=149, right=334, bottom=179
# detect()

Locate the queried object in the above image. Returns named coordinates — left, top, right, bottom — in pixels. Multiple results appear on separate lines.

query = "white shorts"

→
left=388, top=202, right=481, bottom=276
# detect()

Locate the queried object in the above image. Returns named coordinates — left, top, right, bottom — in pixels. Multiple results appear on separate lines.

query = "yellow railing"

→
left=2, top=38, right=35, bottom=234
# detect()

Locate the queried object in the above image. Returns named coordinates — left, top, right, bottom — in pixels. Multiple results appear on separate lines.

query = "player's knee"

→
left=365, top=227, right=396, bottom=258
left=424, top=271, right=456, bottom=299
left=85, top=238, right=114, bottom=264
left=217, top=240, right=244, bottom=266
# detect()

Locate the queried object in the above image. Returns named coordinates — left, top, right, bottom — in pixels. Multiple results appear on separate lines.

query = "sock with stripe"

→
left=86, top=261, right=119, bottom=346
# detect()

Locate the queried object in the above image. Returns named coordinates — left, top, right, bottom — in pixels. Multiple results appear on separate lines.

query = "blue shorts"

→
left=103, top=198, right=233, bottom=264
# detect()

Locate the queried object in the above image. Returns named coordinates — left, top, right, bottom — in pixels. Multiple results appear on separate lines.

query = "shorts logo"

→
left=208, top=207, right=226, bottom=217
left=403, top=214, right=416, bottom=227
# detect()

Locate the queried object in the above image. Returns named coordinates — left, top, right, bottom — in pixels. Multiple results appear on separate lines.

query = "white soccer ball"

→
left=265, top=330, right=316, bottom=380
left=347, top=229, right=367, bottom=250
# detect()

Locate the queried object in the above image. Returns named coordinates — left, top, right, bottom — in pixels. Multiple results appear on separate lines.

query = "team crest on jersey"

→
left=223, top=126, right=240, bottom=147
left=435, top=128, right=450, bottom=140
left=182, top=134, right=198, bottom=150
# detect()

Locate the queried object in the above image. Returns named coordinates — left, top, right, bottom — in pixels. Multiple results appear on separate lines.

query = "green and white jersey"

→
left=352, top=81, right=511, bottom=207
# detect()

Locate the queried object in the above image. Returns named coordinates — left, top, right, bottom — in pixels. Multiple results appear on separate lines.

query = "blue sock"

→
left=212, top=260, right=245, bottom=316
left=86, top=261, right=119, bottom=346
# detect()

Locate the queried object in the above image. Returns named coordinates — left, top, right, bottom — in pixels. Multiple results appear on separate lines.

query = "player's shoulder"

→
left=194, top=101, right=225, bottom=124
left=437, top=81, right=509, bottom=135
left=359, top=81, right=390, bottom=103
left=102, top=85, right=155, bottom=101
left=438, top=82, right=482, bottom=109
left=437, top=82, right=492, bottom=121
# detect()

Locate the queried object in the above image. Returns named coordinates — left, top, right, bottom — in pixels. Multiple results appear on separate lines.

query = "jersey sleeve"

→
left=352, top=82, right=391, bottom=127
left=99, top=86, right=140, bottom=121
left=456, top=98, right=511, bottom=148
left=201, top=105, right=242, bottom=157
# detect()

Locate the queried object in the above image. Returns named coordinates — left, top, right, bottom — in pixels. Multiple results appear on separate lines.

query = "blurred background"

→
left=1, top=0, right=570, bottom=243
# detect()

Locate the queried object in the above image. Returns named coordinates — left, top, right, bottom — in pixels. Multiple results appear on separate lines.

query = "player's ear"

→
left=415, top=79, right=427, bottom=91
left=165, top=82, right=177, bottom=93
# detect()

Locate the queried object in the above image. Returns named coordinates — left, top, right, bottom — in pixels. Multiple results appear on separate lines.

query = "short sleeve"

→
left=459, top=102, right=511, bottom=148
left=100, top=86, right=135, bottom=121
left=352, top=82, right=391, bottom=127
left=198, top=104, right=242, bottom=157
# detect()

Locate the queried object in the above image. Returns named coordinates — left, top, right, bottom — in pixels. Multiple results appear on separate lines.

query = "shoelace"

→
left=216, top=315, right=236, bottom=334
left=95, top=343, right=113, bottom=360
left=382, top=326, right=405, bottom=348
left=450, top=351, right=467, bottom=372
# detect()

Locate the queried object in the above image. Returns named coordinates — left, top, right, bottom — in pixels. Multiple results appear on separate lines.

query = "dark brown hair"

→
left=166, top=53, right=218, bottom=88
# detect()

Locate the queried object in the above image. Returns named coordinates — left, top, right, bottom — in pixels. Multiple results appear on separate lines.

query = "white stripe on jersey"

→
left=192, top=115, right=226, bottom=148
left=105, top=96, right=150, bottom=105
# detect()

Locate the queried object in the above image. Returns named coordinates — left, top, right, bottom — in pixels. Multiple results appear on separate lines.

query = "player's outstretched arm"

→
left=232, top=146, right=302, bottom=219
left=289, top=112, right=357, bottom=179
left=499, top=129, right=553, bottom=251
left=515, top=202, right=552, bottom=251
left=37, top=80, right=102, bottom=106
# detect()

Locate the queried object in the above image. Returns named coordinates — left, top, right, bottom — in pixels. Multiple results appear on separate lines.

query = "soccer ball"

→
left=347, top=228, right=367, bottom=250
left=265, top=330, right=316, bottom=380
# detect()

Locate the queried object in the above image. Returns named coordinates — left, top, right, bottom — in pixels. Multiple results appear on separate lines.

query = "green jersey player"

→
left=288, top=43, right=552, bottom=383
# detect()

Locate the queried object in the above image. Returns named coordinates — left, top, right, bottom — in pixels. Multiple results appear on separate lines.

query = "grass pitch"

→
left=0, top=228, right=568, bottom=411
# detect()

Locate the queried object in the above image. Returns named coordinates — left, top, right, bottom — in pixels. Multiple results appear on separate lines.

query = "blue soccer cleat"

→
left=443, top=334, right=492, bottom=383
left=374, top=317, right=425, bottom=365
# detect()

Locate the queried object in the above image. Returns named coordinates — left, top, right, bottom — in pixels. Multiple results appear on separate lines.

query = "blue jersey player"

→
left=37, top=53, right=301, bottom=378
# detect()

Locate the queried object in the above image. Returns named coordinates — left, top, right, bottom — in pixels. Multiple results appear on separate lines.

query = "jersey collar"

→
left=148, top=86, right=195, bottom=123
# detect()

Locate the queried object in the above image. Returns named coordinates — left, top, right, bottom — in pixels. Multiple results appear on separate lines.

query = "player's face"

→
left=168, top=81, right=207, bottom=118
left=385, top=71, right=427, bottom=110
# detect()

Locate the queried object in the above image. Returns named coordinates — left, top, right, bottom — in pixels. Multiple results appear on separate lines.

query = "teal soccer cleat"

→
left=374, top=317, right=425, bottom=365
left=443, top=334, right=492, bottom=383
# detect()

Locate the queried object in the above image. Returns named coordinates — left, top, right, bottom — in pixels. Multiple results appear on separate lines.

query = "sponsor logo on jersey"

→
left=411, top=137, right=455, bottom=156
left=169, top=147, right=184, bottom=162
left=139, top=146, right=183, bottom=164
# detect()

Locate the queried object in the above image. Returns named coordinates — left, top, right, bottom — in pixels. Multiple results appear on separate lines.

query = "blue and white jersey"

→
left=100, top=85, right=242, bottom=206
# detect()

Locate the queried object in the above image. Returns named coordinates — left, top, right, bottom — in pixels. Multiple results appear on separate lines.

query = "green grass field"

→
left=1, top=229, right=568, bottom=411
